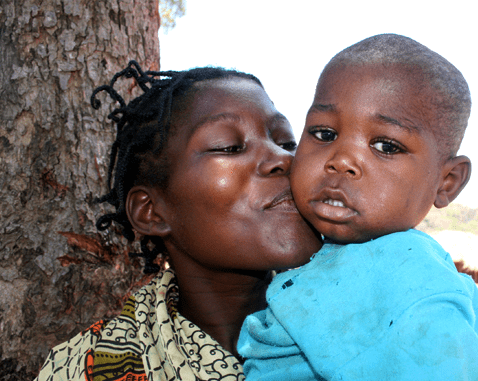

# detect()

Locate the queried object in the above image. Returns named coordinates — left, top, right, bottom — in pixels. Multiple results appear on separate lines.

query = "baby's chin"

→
left=322, top=227, right=411, bottom=245
left=315, top=226, right=365, bottom=245
left=322, top=235, right=363, bottom=245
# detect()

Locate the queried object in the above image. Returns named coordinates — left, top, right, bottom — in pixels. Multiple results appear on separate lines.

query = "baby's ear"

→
left=126, top=186, right=172, bottom=237
left=434, top=155, right=471, bottom=209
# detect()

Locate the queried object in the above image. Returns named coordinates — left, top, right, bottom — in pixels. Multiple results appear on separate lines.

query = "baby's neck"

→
left=323, top=229, right=413, bottom=245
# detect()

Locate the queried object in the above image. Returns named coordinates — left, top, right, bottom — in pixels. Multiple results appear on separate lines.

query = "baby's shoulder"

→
left=268, top=229, right=469, bottom=305
left=331, top=229, right=452, bottom=270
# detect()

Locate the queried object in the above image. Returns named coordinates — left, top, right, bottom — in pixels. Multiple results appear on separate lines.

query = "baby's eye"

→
left=279, top=141, right=297, bottom=152
left=371, top=140, right=402, bottom=154
left=310, top=128, right=337, bottom=142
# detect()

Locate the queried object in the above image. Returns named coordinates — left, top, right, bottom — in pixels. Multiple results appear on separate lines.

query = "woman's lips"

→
left=265, top=189, right=299, bottom=212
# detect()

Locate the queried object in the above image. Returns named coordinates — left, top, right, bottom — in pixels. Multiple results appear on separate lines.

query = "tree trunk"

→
left=0, top=0, right=160, bottom=377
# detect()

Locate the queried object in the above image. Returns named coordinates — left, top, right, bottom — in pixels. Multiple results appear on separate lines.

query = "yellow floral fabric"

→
left=35, top=269, right=244, bottom=381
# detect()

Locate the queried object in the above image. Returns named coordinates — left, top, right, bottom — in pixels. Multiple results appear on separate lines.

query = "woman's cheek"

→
left=210, top=158, right=231, bottom=188
left=201, top=163, right=244, bottom=209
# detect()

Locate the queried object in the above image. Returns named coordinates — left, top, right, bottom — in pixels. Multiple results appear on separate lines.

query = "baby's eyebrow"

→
left=308, top=103, right=336, bottom=113
left=376, top=114, right=420, bottom=133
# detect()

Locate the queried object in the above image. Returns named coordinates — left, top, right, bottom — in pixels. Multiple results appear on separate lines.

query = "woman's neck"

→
left=173, top=265, right=271, bottom=359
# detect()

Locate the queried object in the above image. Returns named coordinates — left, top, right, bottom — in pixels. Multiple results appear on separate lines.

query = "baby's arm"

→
left=327, top=290, right=478, bottom=380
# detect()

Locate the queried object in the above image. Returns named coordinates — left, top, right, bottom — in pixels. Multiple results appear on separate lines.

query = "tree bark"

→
left=0, top=0, right=160, bottom=377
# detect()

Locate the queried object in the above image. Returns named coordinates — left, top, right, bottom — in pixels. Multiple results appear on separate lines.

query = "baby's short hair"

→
left=323, top=34, right=471, bottom=159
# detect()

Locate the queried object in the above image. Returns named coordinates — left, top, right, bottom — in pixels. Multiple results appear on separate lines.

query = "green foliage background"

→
left=159, top=0, right=186, bottom=30
left=417, top=203, right=478, bottom=235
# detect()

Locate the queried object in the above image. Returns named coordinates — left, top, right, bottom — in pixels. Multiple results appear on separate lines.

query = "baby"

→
left=238, top=34, right=478, bottom=380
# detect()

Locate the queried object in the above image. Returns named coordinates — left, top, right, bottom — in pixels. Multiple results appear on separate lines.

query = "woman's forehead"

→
left=166, top=77, right=288, bottom=147
left=175, top=77, right=274, bottom=123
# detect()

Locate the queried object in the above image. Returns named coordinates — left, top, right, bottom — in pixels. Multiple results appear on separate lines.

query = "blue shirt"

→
left=238, top=230, right=478, bottom=380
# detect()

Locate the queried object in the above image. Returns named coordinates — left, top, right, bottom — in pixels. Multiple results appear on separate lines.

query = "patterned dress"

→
left=36, top=269, right=244, bottom=381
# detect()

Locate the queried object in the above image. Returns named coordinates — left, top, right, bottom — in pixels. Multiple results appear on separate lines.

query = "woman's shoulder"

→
left=36, top=269, right=245, bottom=381
left=34, top=273, right=165, bottom=381
left=35, top=320, right=108, bottom=381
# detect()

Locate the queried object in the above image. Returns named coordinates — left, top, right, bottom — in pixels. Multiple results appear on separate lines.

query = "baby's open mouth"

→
left=323, top=199, right=346, bottom=208
left=314, top=195, right=358, bottom=222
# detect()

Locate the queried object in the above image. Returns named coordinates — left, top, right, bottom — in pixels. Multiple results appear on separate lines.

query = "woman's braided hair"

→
left=91, top=60, right=263, bottom=273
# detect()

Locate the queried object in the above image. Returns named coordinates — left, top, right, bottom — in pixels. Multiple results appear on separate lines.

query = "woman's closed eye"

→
left=210, top=144, right=245, bottom=154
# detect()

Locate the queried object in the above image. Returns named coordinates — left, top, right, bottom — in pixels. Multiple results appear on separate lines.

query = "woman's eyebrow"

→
left=194, top=112, right=241, bottom=131
left=270, top=113, right=289, bottom=125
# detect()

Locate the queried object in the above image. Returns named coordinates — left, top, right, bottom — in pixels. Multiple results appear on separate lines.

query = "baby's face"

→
left=291, top=63, right=445, bottom=243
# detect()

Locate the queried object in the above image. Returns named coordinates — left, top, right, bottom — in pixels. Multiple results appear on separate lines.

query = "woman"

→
left=36, top=61, right=322, bottom=380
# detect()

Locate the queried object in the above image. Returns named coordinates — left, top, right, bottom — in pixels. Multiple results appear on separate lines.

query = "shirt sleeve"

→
left=239, top=309, right=322, bottom=380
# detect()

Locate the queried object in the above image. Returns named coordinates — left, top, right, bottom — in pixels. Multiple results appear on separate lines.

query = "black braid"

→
left=91, top=60, right=263, bottom=273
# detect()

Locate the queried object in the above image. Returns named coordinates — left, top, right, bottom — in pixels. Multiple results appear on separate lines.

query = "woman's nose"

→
left=325, top=147, right=363, bottom=179
left=257, top=142, right=293, bottom=176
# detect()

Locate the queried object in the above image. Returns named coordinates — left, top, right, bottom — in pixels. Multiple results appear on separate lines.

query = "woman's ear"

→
left=434, top=155, right=471, bottom=209
left=126, top=185, right=172, bottom=237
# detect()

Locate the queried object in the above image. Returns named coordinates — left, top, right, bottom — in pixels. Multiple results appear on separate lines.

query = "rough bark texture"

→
left=0, top=0, right=160, bottom=377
